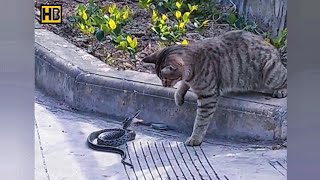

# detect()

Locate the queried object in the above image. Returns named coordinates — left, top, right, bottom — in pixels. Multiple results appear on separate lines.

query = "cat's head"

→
left=142, top=45, right=187, bottom=87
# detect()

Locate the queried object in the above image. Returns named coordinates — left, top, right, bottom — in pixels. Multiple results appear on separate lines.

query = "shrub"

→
left=69, top=0, right=138, bottom=59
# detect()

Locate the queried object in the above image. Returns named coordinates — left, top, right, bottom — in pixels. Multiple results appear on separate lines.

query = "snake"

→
left=87, top=110, right=141, bottom=168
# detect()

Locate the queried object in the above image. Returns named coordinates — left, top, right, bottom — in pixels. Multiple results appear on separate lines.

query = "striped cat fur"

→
left=142, top=30, right=287, bottom=146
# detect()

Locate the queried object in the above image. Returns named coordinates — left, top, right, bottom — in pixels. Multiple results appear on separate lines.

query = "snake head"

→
left=122, top=110, right=141, bottom=129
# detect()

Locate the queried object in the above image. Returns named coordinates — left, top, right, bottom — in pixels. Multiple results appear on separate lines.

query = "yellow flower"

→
left=190, top=5, right=198, bottom=12
left=175, top=1, right=182, bottom=9
left=108, top=19, right=117, bottom=30
left=161, top=14, right=168, bottom=21
left=175, top=11, right=182, bottom=19
left=179, top=22, right=186, bottom=29
left=127, top=35, right=133, bottom=44
left=108, top=3, right=117, bottom=14
left=123, top=11, right=129, bottom=20
left=79, top=23, right=85, bottom=30
left=127, top=36, right=138, bottom=49
left=152, top=10, right=158, bottom=22
left=131, top=38, right=138, bottom=48
left=82, top=12, right=88, bottom=20
left=181, top=39, right=189, bottom=46
left=89, top=26, right=95, bottom=34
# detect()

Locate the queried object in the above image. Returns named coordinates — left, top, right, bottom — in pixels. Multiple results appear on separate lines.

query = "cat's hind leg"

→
left=185, top=92, right=218, bottom=146
left=262, top=60, right=287, bottom=98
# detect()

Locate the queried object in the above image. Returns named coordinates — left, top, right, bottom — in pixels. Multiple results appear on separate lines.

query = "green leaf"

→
left=95, top=29, right=105, bottom=41
left=151, top=26, right=157, bottom=33
left=92, top=15, right=104, bottom=26
left=182, top=12, right=190, bottom=22
left=235, top=17, right=246, bottom=29
left=188, top=4, right=192, bottom=11
left=228, top=13, right=237, bottom=24
left=116, top=35, right=124, bottom=43
left=160, top=36, right=167, bottom=41
left=101, top=24, right=110, bottom=34
left=112, top=25, right=122, bottom=36
left=78, top=4, right=86, bottom=12
left=119, top=41, right=128, bottom=49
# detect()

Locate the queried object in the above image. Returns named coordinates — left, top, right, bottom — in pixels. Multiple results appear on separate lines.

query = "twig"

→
left=228, top=0, right=237, bottom=12
left=73, top=0, right=85, bottom=3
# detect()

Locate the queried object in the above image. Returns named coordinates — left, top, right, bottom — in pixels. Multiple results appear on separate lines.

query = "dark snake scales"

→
left=87, top=110, right=141, bottom=168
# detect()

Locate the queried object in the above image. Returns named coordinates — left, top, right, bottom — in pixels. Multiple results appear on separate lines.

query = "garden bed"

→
left=34, top=0, right=286, bottom=74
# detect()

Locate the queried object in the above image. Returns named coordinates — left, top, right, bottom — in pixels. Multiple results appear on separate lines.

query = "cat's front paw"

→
left=174, top=91, right=184, bottom=106
left=185, top=136, right=203, bottom=146
left=272, top=88, right=287, bottom=98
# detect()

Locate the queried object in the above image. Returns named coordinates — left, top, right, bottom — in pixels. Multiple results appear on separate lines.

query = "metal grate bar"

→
left=161, top=141, right=180, bottom=179
left=176, top=142, right=196, bottom=180
left=140, top=141, right=156, bottom=180
left=199, top=146, right=221, bottom=180
left=132, top=141, right=148, bottom=180
left=147, top=142, right=164, bottom=180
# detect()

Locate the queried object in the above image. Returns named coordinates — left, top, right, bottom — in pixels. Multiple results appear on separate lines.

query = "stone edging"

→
left=35, top=28, right=287, bottom=142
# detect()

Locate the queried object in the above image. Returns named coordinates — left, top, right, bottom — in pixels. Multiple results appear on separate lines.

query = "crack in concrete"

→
left=35, top=120, right=51, bottom=180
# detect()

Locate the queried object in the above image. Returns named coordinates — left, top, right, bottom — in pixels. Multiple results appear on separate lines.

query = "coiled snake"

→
left=87, top=110, right=141, bottom=168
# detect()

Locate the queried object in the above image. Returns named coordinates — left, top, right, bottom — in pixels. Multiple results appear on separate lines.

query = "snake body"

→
left=86, top=110, right=141, bottom=167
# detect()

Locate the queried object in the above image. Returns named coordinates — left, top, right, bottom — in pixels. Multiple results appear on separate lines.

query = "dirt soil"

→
left=35, top=0, right=283, bottom=74
left=35, top=0, right=235, bottom=73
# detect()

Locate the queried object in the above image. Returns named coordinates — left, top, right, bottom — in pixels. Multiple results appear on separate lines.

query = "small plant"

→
left=139, top=0, right=208, bottom=45
left=151, top=3, right=198, bottom=44
left=138, top=0, right=153, bottom=9
left=185, top=0, right=222, bottom=21
left=264, top=28, right=287, bottom=49
left=69, top=1, right=138, bottom=59
left=114, top=34, right=138, bottom=59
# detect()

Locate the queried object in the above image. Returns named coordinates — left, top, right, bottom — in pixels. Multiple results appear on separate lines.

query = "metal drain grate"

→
left=268, top=160, right=287, bottom=177
left=122, top=141, right=225, bottom=180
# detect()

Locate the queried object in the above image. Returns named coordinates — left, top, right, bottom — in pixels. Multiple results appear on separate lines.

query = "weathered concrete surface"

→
left=221, top=0, right=287, bottom=36
left=35, top=89, right=287, bottom=180
left=35, top=28, right=287, bottom=142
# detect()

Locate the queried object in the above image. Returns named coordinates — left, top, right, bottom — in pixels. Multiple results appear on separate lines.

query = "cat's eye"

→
left=168, top=65, right=176, bottom=71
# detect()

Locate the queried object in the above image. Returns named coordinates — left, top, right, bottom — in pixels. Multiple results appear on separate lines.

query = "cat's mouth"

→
left=162, top=77, right=182, bottom=87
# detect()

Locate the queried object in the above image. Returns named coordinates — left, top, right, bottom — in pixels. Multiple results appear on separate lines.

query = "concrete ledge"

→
left=35, top=29, right=287, bottom=142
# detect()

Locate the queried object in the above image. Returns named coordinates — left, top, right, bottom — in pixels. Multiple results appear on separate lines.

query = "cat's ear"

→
left=142, top=51, right=158, bottom=64
left=141, top=54, right=156, bottom=64
left=141, top=49, right=163, bottom=64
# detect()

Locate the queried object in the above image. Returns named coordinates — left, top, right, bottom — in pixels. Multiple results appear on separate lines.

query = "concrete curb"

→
left=35, top=29, right=287, bottom=142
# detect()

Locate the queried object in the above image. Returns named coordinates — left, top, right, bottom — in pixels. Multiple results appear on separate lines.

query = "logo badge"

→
left=40, top=5, right=62, bottom=24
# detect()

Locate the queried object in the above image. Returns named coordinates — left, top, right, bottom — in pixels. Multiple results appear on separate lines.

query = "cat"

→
left=142, top=30, right=287, bottom=146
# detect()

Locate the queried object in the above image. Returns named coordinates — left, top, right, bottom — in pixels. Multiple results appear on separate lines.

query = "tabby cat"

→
left=142, top=30, right=287, bottom=146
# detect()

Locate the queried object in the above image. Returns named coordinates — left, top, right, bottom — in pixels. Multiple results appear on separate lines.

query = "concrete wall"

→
left=221, top=0, right=287, bottom=37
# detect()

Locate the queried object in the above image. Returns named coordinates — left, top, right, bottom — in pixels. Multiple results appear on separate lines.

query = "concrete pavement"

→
left=35, top=90, right=287, bottom=180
